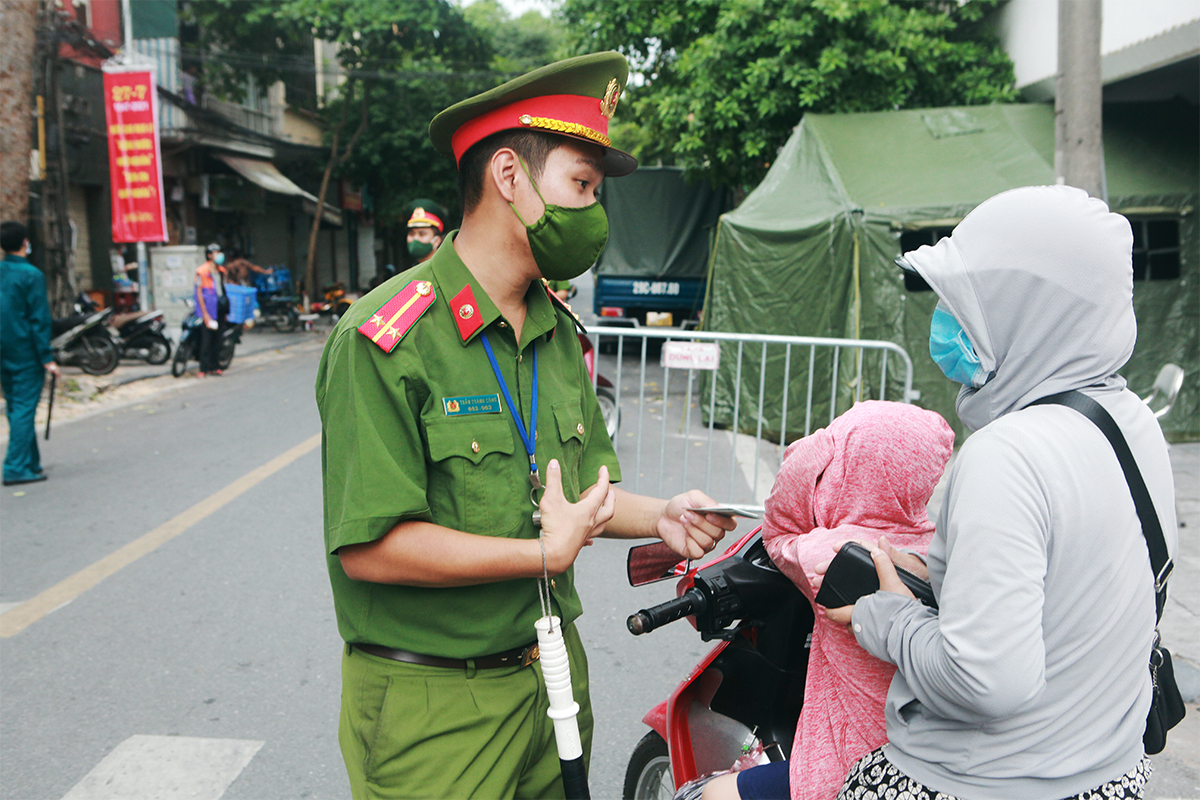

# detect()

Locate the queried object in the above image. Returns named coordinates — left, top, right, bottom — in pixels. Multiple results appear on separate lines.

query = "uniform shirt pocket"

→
left=551, top=401, right=587, bottom=499
left=424, top=416, right=517, bottom=534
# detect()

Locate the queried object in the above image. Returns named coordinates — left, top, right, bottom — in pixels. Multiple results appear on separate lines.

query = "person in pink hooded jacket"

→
left=698, top=400, right=953, bottom=800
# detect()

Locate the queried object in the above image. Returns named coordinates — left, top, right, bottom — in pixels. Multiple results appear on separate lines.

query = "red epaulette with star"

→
left=357, top=279, right=435, bottom=353
left=544, top=281, right=588, bottom=336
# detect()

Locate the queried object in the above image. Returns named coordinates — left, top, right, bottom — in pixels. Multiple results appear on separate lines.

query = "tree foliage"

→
left=561, top=0, right=1017, bottom=189
left=183, top=0, right=568, bottom=238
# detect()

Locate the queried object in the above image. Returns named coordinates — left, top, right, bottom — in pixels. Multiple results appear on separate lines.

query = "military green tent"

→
left=702, top=101, right=1199, bottom=441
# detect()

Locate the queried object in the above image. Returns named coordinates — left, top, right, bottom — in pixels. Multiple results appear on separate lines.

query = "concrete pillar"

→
left=1055, top=0, right=1106, bottom=200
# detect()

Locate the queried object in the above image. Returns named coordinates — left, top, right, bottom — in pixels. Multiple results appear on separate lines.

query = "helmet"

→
left=205, top=242, right=222, bottom=256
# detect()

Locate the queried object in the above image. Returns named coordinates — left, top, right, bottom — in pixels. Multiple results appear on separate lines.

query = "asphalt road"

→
left=0, top=335, right=751, bottom=800
left=2, top=282, right=1194, bottom=799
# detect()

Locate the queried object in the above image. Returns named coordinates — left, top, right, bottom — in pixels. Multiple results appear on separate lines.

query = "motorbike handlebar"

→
left=627, top=587, right=708, bottom=635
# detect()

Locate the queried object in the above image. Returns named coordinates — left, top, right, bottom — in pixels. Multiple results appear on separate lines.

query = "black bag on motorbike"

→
left=1029, top=391, right=1185, bottom=754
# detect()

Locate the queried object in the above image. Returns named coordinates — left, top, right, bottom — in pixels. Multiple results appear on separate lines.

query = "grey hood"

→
left=904, top=185, right=1137, bottom=431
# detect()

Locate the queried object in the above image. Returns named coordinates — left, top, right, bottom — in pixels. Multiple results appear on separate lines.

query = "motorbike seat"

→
left=111, top=312, right=145, bottom=329
left=52, top=313, right=92, bottom=336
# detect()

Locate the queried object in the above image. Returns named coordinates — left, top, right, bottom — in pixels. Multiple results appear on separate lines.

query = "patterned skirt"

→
left=836, top=747, right=1152, bottom=800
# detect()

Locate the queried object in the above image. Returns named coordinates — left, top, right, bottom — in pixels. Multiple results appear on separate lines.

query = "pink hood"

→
left=764, top=400, right=954, bottom=598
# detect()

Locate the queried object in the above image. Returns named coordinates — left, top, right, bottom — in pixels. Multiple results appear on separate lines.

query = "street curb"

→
left=102, top=333, right=320, bottom=389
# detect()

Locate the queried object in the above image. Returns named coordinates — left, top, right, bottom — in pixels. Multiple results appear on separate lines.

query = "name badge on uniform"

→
left=443, top=393, right=503, bottom=416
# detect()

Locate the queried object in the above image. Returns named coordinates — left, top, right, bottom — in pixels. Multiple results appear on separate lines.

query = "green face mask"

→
left=407, top=238, right=434, bottom=260
left=511, top=161, right=609, bottom=281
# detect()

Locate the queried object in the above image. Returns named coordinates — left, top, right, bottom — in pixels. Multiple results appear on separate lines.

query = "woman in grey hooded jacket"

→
left=829, top=185, right=1177, bottom=800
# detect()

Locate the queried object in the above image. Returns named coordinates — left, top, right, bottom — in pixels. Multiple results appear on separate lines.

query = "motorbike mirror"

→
left=1143, top=363, right=1184, bottom=420
left=627, top=541, right=690, bottom=587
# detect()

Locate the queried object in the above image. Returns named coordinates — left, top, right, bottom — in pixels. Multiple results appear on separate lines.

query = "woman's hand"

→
left=878, top=535, right=929, bottom=581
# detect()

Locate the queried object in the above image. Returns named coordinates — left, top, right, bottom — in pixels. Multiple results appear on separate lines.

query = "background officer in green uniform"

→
left=404, top=197, right=448, bottom=267
left=1, top=221, right=59, bottom=486
left=315, top=53, right=736, bottom=800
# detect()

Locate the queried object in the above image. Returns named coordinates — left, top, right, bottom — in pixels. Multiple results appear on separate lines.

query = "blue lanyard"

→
left=480, top=333, right=540, bottom=489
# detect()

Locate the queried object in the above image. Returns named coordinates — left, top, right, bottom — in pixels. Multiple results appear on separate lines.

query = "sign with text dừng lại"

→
left=103, top=66, right=168, bottom=242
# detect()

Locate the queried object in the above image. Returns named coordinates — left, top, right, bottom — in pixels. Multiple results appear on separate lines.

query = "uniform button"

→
left=498, top=321, right=507, bottom=328
left=577, top=423, right=585, bottom=435
left=551, top=579, right=557, bottom=589
left=517, top=353, right=523, bottom=363
left=471, top=441, right=480, bottom=453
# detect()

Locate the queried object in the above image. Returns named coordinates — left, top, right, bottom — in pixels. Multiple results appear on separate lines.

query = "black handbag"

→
left=815, top=541, right=938, bottom=609
left=1031, top=390, right=1186, bottom=755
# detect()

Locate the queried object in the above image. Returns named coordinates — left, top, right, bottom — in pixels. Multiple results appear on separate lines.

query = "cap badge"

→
left=600, top=79, right=621, bottom=120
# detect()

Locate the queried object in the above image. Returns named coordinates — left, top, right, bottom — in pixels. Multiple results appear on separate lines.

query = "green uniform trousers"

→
left=339, top=623, right=592, bottom=800
left=1, top=364, right=44, bottom=482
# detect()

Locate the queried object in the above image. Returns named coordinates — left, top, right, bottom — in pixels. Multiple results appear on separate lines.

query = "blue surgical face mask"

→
left=930, top=301, right=987, bottom=387
left=213, top=253, right=225, bottom=265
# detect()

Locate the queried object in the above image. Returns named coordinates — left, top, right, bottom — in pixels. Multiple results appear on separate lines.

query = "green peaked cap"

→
left=429, top=51, right=637, bottom=177
left=405, top=198, right=448, bottom=232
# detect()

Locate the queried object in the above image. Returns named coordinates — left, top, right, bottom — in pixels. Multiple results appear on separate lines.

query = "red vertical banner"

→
left=103, top=67, right=168, bottom=242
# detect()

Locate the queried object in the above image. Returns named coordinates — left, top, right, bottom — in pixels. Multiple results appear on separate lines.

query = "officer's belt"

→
left=353, top=641, right=540, bottom=670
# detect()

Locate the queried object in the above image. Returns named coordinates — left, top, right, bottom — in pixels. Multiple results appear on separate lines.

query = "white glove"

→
left=205, top=319, right=218, bottom=330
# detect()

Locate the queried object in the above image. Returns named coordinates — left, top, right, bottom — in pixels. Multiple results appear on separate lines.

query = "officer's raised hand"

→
left=538, top=460, right=615, bottom=574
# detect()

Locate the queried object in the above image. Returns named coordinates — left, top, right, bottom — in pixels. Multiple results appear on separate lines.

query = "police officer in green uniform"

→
left=1, top=221, right=59, bottom=486
left=404, top=198, right=448, bottom=267
left=315, top=53, right=736, bottom=800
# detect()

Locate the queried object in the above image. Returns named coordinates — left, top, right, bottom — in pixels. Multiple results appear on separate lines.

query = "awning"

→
left=216, top=154, right=317, bottom=201
left=217, top=154, right=342, bottom=226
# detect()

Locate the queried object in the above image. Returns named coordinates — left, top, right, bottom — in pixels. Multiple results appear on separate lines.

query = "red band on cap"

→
left=451, top=94, right=610, bottom=164
left=407, top=209, right=444, bottom=232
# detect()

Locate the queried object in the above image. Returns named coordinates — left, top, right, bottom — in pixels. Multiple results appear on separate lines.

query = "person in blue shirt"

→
left=0, top=221, right=60, bottom=486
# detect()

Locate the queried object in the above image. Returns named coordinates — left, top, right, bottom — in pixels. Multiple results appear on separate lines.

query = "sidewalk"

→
left=0, top=323, right=331, bottom=435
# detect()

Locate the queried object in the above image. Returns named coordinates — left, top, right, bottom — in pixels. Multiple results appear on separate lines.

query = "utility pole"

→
left=0, top=0, right=38, bottom=222
left=33, top=0, right=79, bottom=314
left=1055, top=0, right=1106, bottom=200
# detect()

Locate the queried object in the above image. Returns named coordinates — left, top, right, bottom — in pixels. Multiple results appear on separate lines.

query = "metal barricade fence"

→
left=585, top=326, right=914, bottom=512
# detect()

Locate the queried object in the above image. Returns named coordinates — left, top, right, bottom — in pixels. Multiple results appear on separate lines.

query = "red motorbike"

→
left=621, top=529, right=813, bottom=800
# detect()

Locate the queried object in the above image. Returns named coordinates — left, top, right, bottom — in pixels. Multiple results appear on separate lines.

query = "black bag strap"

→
left=1029, top=390, right=1173, bottom=620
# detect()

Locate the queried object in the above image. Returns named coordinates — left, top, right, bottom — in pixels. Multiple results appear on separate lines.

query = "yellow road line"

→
left=0, top=433, right=322, bottom=638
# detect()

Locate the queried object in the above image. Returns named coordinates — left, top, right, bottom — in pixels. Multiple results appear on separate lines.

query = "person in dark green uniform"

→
left=315, top=53, right=736, bottom=800
left=1, top=221, right=59, bottom=486
left=404, top=198, right=448, bottom=267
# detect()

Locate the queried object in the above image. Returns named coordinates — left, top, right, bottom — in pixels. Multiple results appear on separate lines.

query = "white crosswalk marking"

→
left=61, top=735, right=264, bottom=800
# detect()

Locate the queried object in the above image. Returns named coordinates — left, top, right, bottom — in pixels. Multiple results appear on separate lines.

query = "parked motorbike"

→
left=256, top=292, right=302, bottom=332
left=622, top=529, right=811, bottom=800
left=51, top=297, right=119, bottom=375
left=171, top=306, right=243, bottom=377
left=110, top=309, right=172, bottom=364
left=252, top=267, right=302, bottom=332
left=580, top=332, right=619, bottom=438
left=311, top=281, right=354, bottom=320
